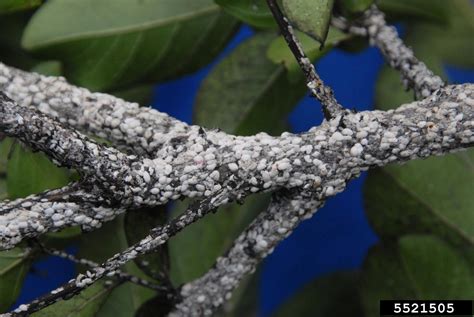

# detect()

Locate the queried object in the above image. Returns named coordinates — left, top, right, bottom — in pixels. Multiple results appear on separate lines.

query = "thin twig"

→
left=5, top=192, right=230, bottom=316
left=33, top=240, right=168, bottom=292
left=266, top=0, right=344, bottom=119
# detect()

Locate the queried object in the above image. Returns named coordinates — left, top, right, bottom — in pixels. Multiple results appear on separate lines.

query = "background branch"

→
left=332, top=6, right=445, bottom=98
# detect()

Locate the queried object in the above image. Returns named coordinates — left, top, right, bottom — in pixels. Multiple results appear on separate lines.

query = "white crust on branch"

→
left=0, top=62, right=189, bottom=157
left=0, top=83, right=473, bottom=251
left=332, top=6, right=445, bottom=98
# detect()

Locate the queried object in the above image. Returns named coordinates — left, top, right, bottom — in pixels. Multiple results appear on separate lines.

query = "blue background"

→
left=15, top=25, right=474, bottom=316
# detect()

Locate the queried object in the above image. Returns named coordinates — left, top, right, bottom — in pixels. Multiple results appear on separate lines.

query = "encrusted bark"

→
left=36, top=241, right=169, bottom=293
left=1, top=84, right=473, bottom=252
left=0, top=4, right=473, bottom=317
left=332, top=6, right=445, bottom=98
left=0, top=62, right=188, bottom=157
left=1, top=81, right=473, bottom=315
left=171, top=190, right=321, bottom=316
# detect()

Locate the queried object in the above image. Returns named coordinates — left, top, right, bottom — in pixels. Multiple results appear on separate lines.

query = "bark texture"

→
left=0, top=4, right=472, bottom=317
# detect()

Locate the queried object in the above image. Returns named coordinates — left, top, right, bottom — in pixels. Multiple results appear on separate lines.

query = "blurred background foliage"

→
left=0, top=0, right=472, bottom=316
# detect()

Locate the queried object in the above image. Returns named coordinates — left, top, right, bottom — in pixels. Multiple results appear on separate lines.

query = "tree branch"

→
left=0, top=6, right=473, bottom=312
left=171, top=190, right=321, bottom=316
left=332, top=6, right=445, bottom=98
left=0, top=184, right=124, bottom=249
left=6, top=191, right=230, bottom=315
left=265, top=0, right=344, bottom=120
left=0, top=62, right=189, bottom=157
left=1, top=83, right=473, bottom=250
left=34, top=240, right=168, bottom=293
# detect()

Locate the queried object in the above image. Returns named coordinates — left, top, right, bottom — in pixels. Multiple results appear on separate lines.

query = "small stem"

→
left=266, top=0, right=344, bottom=119
left=7, top=192, right=229, bottom=316
left=34, top=240, right=168, bottom=293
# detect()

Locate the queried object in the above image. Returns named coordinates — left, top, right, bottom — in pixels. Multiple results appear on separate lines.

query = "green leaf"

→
left=77, top=216, right=155, bottom=317
left=273, top=271, right=363, bottom=317
left=97, top=278, right=153, bottom=317
left=0, top=179, right=6, bottom=201
left=282, top=0, right=334, bottom=43
left=169, top=194, right=269, bottom=284
left=31, top=280, right=115, bottom=317
left=0, top=248, right=32, bottom=312
left=336, top=0, right=374, bottom=16
left=194, top=32, right=307, bottom=136
left=402, top=0, right=474, bottom=68
left=360, top=235, right=474, bottom=317
left=364, top=151, right=474, bottom=259
left=378, top=0, right=449, bottom=24
left=0, top=0, right=42, bottom=14
left=31, top=61, right=62, bottom=76
left=214, top=0, right=276, bottom=28
left=266, top=27, right=349, bottom=81
left=22, top=0, right=238, bottom=91
left=7, top=143, right=70, bottom=199
left=125, top=207, right=169, bottom=280
left=0, top=137, right=13, bottom=175
left=373, top=66, right=416, bottom=110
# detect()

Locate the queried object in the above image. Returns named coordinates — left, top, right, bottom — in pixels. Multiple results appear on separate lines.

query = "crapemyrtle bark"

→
left=0, top=62, right=189, bottom=157
left=1, top=83, right=472, bottom=252
left=332, top=6, right=445, bottom=98
left=0, top=4, right=472, bottom=317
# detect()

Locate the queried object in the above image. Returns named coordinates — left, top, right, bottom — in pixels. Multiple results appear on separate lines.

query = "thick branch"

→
left=0, top=184, right=123, bottom=249
left=0, top=4, right=471, bottom=314
left=172, top=85, right=474, bottom=315
left=171, top=190, right=322, bottom=316
left=1, top=84, right=473, bottom=249
left=332, top=6, right=445, bottom=98
left=0, top=62, right=189, bottom=157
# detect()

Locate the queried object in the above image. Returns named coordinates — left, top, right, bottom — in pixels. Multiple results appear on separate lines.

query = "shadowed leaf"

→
left=169, top=194, right=269, bottom=285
